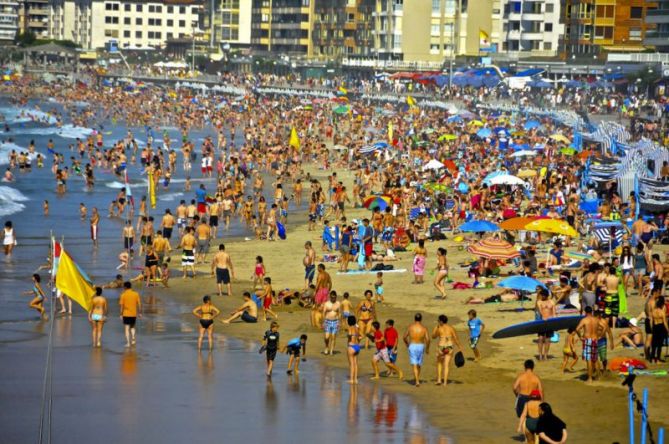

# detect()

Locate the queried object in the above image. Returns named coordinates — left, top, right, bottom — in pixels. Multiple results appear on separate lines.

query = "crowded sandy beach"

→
left=1, top=67, right=669, bottom=443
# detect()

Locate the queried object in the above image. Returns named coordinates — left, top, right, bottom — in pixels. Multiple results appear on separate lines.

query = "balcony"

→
left=645, top=9, right=669, bottom=23
left=28, top=20, right=47, bottom=27
left=521, top=31, right=544, bottom=39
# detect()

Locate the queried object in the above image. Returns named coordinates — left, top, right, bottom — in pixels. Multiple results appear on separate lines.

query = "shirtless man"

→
left=90, top=207, right=100, bottom=247
left=176, top=200, right=188, bottom=235
left=579, top=263, right=598, bottom=314
left=195, top=218, right=211, bottom=264
left=512, top=359, right=543, bottom=418
left=160, top=208, right=175, bottom=245
left=221, top=292, right=258, bottom=323
left=595, top=309, right=614, bottom=375
left=151, top=230, right=171, bottom=266
left=180, top=227, right=197, bottom=278
left=403, top=313, right=430, bottom=387
left=186, top=199, right=198, bottom=227
left=88, top=287, right=108, bottom=347
left=536, top=288, right=556, bottom=361
left=208, top=200, right=221, bottom=239
left=122, top=219, right=135, bottom=254
left=322, top=291, right=341, bottom=355
left=575, top=306, right=599, bottom=383
left=604, top=265, right=620, bottom=327
left=303, top=241, right=316, bottom=289
left=139, top=216, right=154, bottom=256
left=221, top=196, right=234, bottom=230
left=211, top=243, right=234, bottom=297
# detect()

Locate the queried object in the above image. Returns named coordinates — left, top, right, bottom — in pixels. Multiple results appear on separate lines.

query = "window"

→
left=105, top=3, right=119, bottom=11
left=179, top=20, right=185, bottom=27
left=347, top=13, right=354, bottom=22
left=629, top=27, right=642, bottom=40
left=166, top=32, right=173, bottom=38
left=148, top=31, right=162, bottom=39
left=156, top=6, right=162, bottom=13
left=148, top=5, right=155, bottom=12
left=135, top=30, right=142, bottom=38
left=432, top=0, right=440, bottom=13
left=543, top=41, right=552, bottom=50
left=261, top=13, right=269, bottom=22
left=136, top=18, right=142, bottom=25
left=123, top=30, right=130, bottom=37
left=124, top=4, right=130, bottom=11
left=445, top=0, right=456, bottom=14
left=104, top=16, right=119, bottom=24
left=545, top=3, right=553, bottom=13
left=192, top=7, right=198, bottom=14
left=594, top=26, right=613, bottom=39
left=545, top=23, right=553, bottom=32
left=167, top=19, right=173, bottom=26
left=167, top=6, right=173, bottom=13
left=136, top=4, right=142, bottom=12
left=124, top=17, right=130, bottom=25
left=179, top=6, right=185, bottom=13
left=630, top=7, right=642, bottom=18
left=443, top=23, right=453, bottom=35
left=221, top=27, right=231, bottom=39
left=431, top=24, right=439, bottom=35
left=148, top=18, right=162, bottom=26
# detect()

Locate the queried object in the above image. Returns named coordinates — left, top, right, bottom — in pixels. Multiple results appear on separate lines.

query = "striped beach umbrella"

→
left=467, top=238, right=520, bottom=260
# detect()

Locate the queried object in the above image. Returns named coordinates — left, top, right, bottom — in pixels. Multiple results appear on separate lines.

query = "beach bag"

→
left=454, top=351, right=465, bottom=368
left=372, top=263, right=385, bottom=271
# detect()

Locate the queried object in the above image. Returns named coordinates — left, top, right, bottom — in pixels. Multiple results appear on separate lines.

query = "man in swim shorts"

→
left=403, top=313, right=430, bottom=387
left=576, top=306, right=599, bottom=383
left=322, top=291, right=341, bottom=355
left=211, top=244, right=234, bottom=297
left=303, top=241, right=316, bottom=287
left=119, top=281, right=142, bottom=347
left=222, top=292, right=258, bottom=323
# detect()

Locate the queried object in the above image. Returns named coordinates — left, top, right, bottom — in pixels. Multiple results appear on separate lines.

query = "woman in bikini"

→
left=346, top=315, right=361, bottom=384
left=192, top=295, right=221, bottom=351
left=88, top=287, right=108, bottom=347
left=434, top=247, right=449, bottom=299
left=24, top=273, right=47, bottom=320
left=356, top=290, right=376, bottom=349
left=432, top=314, right=462, bottom=386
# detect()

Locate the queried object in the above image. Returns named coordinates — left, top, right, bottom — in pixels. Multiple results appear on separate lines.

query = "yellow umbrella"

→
left=468, top=120, right=484, bottom=127
left=517, top=169, right=538, bottom=178
left=438, top=134, right=457, bottom=142
left=550, top=134, right=571, bottom=144
left=524, top=219, right=577, bottom=237
left=512, top=131, right=526, bottom=137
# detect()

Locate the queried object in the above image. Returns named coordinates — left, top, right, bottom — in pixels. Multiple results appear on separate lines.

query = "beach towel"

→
left=452, top=282, right=471, bottom=289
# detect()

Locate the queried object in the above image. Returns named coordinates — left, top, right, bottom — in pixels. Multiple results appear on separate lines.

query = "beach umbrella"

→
left=422, top=159, right=445, bottom=171
left=458, top=110, right=478, bottom=120
left=487, top=174, right=527, bottom=186
left=499, top=216, right=542, bottom=231
left=498, top=275, right=547, bottom=292
left=446, top=115, right=463, bottom=123
left=517, top=169, right=538, bottom=178
left=467, top=238, right=520, bottom=260
left=438, top=134, right=457, bottom=142
left=458, top=220, right=500, bottom=233
left=550, top=134, right=571, bottom=144
left=560, top=147, right=577, bottom=156
left=512, top=130, right=526, bottom=137
left=476, top=127, right=493, bottom=138
left=333, top=105, right=350, bottom=114
left=442, top=159, right=457, bottom=172
left=511, top=150, right=537, bottom=158
left=425, top=182, right=449, bottom=192
left=468, top=120, right=484, bottom=127
left=524, top=120, right=541, bottom=130
left=524, top=219, right=577, bottom=237
left=362, top=195, right=392, bottom=211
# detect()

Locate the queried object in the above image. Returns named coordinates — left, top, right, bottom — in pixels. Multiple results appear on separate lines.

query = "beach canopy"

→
left=524, top=120, right=541, bottom=130
left=422, top=159, right=445, bottom=171
left=467, top=238, right=520, bottom=260
left=363, top=195, right=392, bottom=211
left=487, top=174, right=526, bottom=186
left=498, top=275, right=547, bottom=292
left=549, top=134, right=571, bottom=144
left=458, top=220, right=500, bottom=233
left=511, top=150, right=537, bottom=158
left=499, top=216, right=544, bottom=231
left=476, top=128, right=492, bottom=138
left=524, top=219, right=577, bottom=237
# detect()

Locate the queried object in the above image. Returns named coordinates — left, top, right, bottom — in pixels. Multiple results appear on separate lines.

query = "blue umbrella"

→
left=498, top=275, right=547, bottom=292
left=476, top=128, right=492, bottom=138
left=447, top=115, right=463, bottom=123
left=524, top=120, right=541, bottom=131
left=458, top=220, right=500, bottom=232
left=373, top=141, right=389, bottom=149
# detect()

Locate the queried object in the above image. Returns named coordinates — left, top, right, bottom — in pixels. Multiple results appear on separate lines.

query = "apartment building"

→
left=645, top=0, right=669, bottom=51
left=0, top=0, right=19, bottom=41
left=499, top=0, right=563, bottom=57
left=211, top=0, right=252, bottom=47
left=251, top=0, right=313, bottom=56
left=311, top=0, right=374, bottom=59
left=562, top=0, right=654, bottom=56
left=19, top=0, right=49, bottom=38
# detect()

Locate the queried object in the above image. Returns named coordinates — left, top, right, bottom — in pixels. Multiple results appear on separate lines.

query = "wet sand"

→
left=161, top=170, right=669, bottom=443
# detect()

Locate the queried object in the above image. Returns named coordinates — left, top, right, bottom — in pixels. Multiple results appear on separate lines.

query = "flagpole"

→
left=39, top=235, right=56, bottom=444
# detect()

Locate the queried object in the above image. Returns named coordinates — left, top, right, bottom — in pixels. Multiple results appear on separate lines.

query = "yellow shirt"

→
left=119, top=289, right=141, bottom=317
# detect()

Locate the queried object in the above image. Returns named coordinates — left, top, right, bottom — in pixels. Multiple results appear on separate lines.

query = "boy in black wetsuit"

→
left=262, top=322, right=280, bottom=377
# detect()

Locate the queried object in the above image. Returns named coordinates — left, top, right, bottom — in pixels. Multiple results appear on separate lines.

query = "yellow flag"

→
left=56, top=250, right=95, bottom=311
left=289, top=127, right=300, bottom=150
left=388, top=122, right=394, bottom=143
left=407, top=95, right=417, bottom=107
left=148, top=170, right=156, bottom=209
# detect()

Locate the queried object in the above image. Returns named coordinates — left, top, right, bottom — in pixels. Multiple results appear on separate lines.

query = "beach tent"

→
left=422, top=159, right=445, bottom=171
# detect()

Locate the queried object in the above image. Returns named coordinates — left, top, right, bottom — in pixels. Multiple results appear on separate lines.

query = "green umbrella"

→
left=560, top=147, right=576, bottom=156
left=333, top=105, right=349, bottom=114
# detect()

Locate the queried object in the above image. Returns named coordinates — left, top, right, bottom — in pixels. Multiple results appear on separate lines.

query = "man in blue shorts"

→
left=403, top=313, right=430, bottom=387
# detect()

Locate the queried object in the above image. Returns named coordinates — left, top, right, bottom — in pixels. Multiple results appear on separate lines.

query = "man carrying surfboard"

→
left=575, top=306, right=599, bottom=383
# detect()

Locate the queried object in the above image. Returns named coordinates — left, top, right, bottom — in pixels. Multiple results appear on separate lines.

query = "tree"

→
left=14, top=31, right=36, bottom=47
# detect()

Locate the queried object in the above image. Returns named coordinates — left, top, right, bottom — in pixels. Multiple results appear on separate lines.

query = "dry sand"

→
left=162, top=168, right=669, bottom=443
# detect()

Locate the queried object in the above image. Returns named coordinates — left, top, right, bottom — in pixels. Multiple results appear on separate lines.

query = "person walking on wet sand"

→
left=512, top=359, right=543, bottom=419
left=88, top=287, right=107, bottom=347
left=575, top=306, right=599, bottom=383
left=180, top=226, right=197, bottom=278
left=211, top=244, right=234, bottom=297
left=536, top=288, right=556, bottom=361
left=346, top=315, right=361, bottom=384
left=403, top=313, right=430, bottom=387
left=432, top=315, right=462, bottom=386
left=283, top=334, right=308, bottom=375
left=371, top=321, right=403, bottom=380
left=119, top=281, right=142, bottom=347
left=262, top=321, right=280, bottom=377
left=192, top=295, right=220, bottom=351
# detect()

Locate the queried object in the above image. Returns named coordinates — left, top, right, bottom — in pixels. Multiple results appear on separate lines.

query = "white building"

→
left=499, top=0, right=563, bottom=57
left=215, top=0, right=251, bottom=47
left=0, top=0, right=19, bottom=41
left=49, top=0, right=203, bottom=50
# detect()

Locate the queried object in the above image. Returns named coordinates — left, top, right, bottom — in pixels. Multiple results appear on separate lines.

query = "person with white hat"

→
left=615, top=318, right=644, bottom=348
